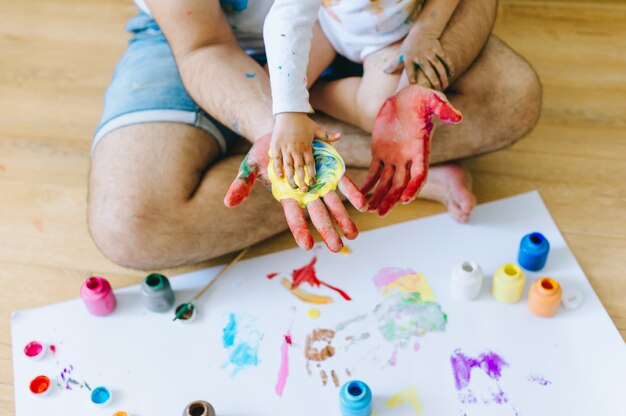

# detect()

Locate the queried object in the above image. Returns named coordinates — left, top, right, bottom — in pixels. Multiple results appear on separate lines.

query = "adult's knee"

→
left=491, top=46, right=542, bottom=144
left=88, top=191, right=164, bottom=270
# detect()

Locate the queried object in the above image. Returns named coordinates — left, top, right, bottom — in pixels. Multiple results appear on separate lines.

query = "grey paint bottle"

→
left=141, top=273, right=175, bottom=312
left=183, top=401, right=216, bottom=416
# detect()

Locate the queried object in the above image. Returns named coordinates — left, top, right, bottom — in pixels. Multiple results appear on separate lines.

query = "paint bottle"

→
left=80, top=276, right=117, bottom=316
left=492, top=263, right=526, bottom=303
left=91, top=386, right=113, bottom=407
left=141, top=273, right=175, bottom=312
left=450, top=261, right=483, bottom=300
left=183, top=400, right=216, bottom=416
left=518, top=232, right=550, bottom=271
left=29, top=375, right=53, bottom=397
left=528, top=277, right=562, bottom=317
left=339, top=380, right=372, bottom=416
left=24, top=341, right=46, bottom=361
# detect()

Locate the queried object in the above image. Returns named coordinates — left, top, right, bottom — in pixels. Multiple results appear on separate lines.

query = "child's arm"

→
left=386, top=0, right=461, bottom=90
left=264, top=0, right=339, bottom=191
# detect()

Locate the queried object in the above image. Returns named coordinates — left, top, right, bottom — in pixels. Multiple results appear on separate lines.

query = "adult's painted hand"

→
left=224, top=134, right=367, bottom=252
left=362, top=86, right=463, bottom=217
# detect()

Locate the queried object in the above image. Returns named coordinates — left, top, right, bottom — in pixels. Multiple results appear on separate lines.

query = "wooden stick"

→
left=191, top=248, right=249, bottom=302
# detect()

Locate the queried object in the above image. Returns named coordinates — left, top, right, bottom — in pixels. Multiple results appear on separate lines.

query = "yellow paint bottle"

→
left=527, top=277, right=562, bottom=317
left=492, top=263, right=526, bottom=303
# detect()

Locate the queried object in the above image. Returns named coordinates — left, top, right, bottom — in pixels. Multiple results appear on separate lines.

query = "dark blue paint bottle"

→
left=340, top=380, right=372, bottom=416
left=518, top=232, right=550, bottom=271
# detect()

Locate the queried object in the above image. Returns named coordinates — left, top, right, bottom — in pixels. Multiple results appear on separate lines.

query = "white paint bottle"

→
left=450, top=261, right=483, bottom=300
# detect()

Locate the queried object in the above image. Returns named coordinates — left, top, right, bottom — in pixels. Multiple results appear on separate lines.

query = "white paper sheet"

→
left=11, top=192, right=626, bottom=416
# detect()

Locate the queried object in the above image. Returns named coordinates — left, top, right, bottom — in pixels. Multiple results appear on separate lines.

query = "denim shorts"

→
left=94, top=11, right=364, bottom=154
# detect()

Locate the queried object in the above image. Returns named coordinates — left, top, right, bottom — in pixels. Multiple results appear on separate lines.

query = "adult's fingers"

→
left=307, top=199, right=343, bottom=252
left=282, top=150, right=297, bottom=189
left=360, top=159, right=383, bottom=195
left=367, top=165, right=395, bottom=211
left=429, top=55, right=448, bottom=90
left=401, top=158, right=429, bottom=203
left=292, top=152, right=308, bottom=192
left=416, top=59, right=441, bottom=91
left=427, top=90, right=463, bottom=124
left=281, top=199, right=314, bottom=250
left=338, top=175, right=367, bottom=212
left=376, top=164, right=409, bottom=217
left=322, top=191, right=358, bottom=240
left=224, top=172, right=257, bottom=207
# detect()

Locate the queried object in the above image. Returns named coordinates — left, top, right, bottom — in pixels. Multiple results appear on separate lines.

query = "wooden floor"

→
left=1, top=0, right=625, bottom=413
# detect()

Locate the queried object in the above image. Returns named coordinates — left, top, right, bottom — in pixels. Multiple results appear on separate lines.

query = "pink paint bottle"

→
left=81, top=276, right=117, bottom=316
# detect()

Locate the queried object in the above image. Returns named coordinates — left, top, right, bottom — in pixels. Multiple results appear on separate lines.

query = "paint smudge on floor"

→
left=57, top=365, right=91, bottom=391
left=372, top=269, right=447, bottom=366
left=266, top=272, right=279, bottom=279
left=528, top=374, right=552, bottom=386
left=385, top=385, right=424, bottom=415
left=273, top=256, right=352, bottom=304
left=221, top=313, right=261, bottom=376
left=275, top=331, right=291, bottom=396
left=32, top=219, right=44, bottom=232
left=304, top=328, right=344, bottom=387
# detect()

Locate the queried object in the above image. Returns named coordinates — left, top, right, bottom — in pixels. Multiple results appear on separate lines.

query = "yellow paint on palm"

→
left=268, top=140, right=345, bottom=207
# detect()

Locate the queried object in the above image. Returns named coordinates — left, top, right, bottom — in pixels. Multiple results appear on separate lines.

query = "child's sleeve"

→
left=264, top=0, right=322, bottom=115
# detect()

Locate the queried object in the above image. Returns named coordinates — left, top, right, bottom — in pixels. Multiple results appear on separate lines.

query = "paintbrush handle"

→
left=191, top=248, right=249, bottom=301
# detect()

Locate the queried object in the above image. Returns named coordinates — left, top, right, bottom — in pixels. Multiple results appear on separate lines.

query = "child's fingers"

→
left=383, top=54, right=404, bottom=74
left=292, top=153, right=308, bottom=192
left=303, top=150, right=317, bottom=187
left=313, top=127, right=341, bottom=143
left=417, top=59, right=441, bottom=91
left=435, top=51, right=455, bottom=78
left=282, top=150, right=297, bottom=189
left=406, top=60, right=419, bottom=84
left=429, top=55, right=448, bottom=90
left=272, top=149, right=284, bottom=178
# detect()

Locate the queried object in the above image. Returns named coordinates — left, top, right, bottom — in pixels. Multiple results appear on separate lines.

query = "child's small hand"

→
left=385, top=36, right=454, bottom=91
left=271, top=113, right=340, bottom=191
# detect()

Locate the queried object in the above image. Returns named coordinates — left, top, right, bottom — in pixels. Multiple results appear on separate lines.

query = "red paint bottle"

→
left=81, top=276, right=117, bottom=316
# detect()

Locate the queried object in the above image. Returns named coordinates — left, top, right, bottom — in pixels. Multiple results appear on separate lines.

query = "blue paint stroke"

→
left=221, top=313, right=261, bottom=376
left=245, top=72, right=256, bottom=78
left=223, top=313, right=237, bottom=348
left=220, top=0, right=248, bottom=13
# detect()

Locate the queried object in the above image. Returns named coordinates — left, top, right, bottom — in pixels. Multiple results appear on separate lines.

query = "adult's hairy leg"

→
left=88, top=123, right=289, bottom=269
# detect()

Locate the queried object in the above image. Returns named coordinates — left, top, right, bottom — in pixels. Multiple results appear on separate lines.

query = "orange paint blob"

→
left=29, top=376, right=50, bottom=394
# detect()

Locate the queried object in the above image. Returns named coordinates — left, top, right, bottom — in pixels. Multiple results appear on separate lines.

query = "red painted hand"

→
left=362, top=86, right=463, bottom=217
left=224, top=134, right=367, bottom=252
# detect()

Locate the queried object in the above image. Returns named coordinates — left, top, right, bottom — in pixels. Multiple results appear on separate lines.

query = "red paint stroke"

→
left=267, top=272, right=279, bottom=280
left=285, top=334, right=293, bottom=345
left=290, top=257, right=351, bottom=301
left=50, top=345, right=56, bottom=354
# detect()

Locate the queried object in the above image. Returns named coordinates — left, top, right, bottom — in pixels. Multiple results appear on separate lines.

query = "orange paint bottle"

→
left=528, top=277, right=562, bottom=317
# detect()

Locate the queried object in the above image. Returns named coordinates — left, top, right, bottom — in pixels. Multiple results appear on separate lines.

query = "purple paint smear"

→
left=450, top=349, right=509, bottom=390
left=528, top=374, right=552, bottom=386
left=57, top=365, right=90, bottom=391
left=275, top=332, right=291, bottom=396
left=372, top=267, right=416, bottom=289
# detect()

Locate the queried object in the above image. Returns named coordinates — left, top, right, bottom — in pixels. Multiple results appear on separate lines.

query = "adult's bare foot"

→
left=418, top=164, right=476, bottom=223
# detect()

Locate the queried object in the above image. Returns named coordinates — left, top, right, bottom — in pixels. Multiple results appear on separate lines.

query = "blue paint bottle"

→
left=340, top=380, right=372, bottom=416
left=141, top=273, right=175, bottom=312
left=518, top=232, right=550, bottom=271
